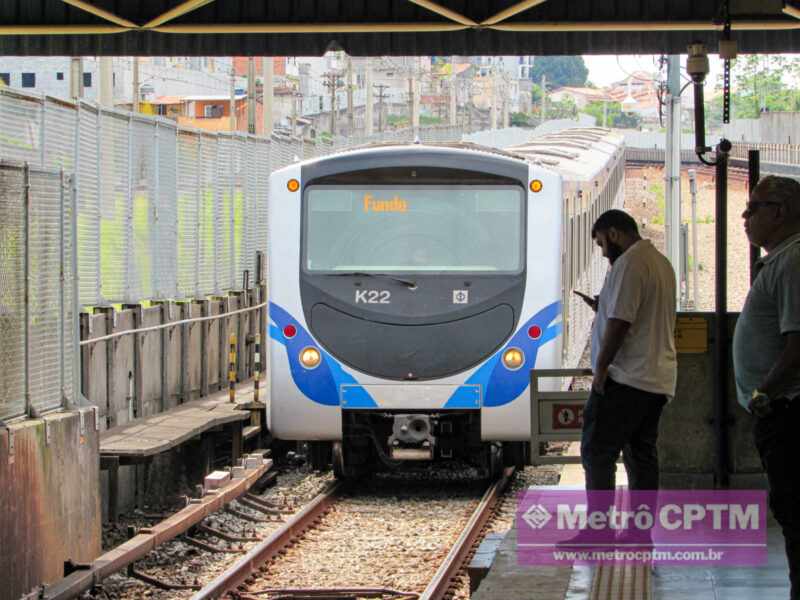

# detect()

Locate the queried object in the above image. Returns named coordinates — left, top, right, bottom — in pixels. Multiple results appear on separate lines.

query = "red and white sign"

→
left=551, top=403, right=584, bottom=430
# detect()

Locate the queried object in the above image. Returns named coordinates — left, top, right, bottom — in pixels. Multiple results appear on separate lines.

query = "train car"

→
left=267, top=129, right=625, bottom=478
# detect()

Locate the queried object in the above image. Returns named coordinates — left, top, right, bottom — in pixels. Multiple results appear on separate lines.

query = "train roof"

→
left=304, top=139, right=532, bottom=167
left=506, top=127, right=625, bottom=182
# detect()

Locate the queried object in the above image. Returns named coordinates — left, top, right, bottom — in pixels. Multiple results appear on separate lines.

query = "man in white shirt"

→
left=580, top=209, right=677, bottom=491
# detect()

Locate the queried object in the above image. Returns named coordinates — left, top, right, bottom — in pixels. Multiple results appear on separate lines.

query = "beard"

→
left=607, top=241, right=624, bottom=264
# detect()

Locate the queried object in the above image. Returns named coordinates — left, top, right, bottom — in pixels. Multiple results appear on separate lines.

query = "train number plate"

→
left=355, top=290, right=391, bottom=304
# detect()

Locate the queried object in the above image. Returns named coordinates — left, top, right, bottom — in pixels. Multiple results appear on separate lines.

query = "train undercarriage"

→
left=307, top=410, right=529, bottom=479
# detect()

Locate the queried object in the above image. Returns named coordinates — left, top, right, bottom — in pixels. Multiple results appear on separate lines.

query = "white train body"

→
left=266, top=130, right=624, bottom=474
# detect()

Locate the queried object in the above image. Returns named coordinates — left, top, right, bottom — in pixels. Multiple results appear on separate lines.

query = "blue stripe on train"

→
left=269, top=300, right=561, bottom=409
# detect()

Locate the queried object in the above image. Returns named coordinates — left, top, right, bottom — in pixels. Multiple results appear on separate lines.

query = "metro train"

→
left=267, top=128, right=625, bottom=478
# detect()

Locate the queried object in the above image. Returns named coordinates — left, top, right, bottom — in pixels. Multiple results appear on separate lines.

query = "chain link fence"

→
left=0, top=162, right=78, bottom=421
left=0, top=88, right=472, bottom=311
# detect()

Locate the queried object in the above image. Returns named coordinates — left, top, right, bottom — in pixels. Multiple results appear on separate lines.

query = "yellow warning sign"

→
left=675, top=317, right=708, bottom=353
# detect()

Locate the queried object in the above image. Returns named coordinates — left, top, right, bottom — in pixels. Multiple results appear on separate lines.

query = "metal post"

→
left=664, top=55, right=682, bottom=283
left=263, top=56, right=274, bottom=136
left=195, top=135, right=202, bottom=298
left=748, top=150, right=761, bottom=284
left=59, top=169, right=66, bottom=409
left=153, top=122, right=161, bottom=298
left=95, top=105, right=102, bottom=304
left=23, top=164, right=31, bottom=416
left=228, top=332, right=237, bottom=403
left=127, top=115, right=133, bottom=303
left=365, top=61, right=374, bottom=137
left=247, top=58, right=256, bottom=135
left=689, top=169, right=699, bottom=308
left=714, top=139, right=731, bottom=488
left=71, top=174, right=81, bottom=406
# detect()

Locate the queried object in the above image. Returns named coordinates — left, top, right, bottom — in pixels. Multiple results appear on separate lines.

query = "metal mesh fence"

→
left=76, top=102, right=101, bottom=306
left=0, top=166, right=27, bottom=421
left=176, top=131, right=200, bottom=298
left=156, top=121, right=179, bottom=299
left=0, top=162, right=77, bottom=421
left=0, top=88, right=474, bottom=311
left=98, top=111, right=131, bottom=303
left=28, top=169, right=64, bottom=415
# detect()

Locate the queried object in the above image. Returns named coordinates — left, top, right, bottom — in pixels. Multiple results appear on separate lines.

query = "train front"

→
left=267, top=145, right=562, bottom=476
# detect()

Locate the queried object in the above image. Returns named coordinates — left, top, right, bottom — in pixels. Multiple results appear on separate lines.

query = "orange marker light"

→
left=530, top=179, right=543, bottom=193
left=287, top=178, right=300, bottom=192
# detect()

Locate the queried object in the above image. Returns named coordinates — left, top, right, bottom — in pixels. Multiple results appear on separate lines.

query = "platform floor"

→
left=474, top=444, right=792, bottom=600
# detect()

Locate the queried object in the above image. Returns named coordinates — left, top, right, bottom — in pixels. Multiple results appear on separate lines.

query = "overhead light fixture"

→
left=784, top=3, right=800, bottom=19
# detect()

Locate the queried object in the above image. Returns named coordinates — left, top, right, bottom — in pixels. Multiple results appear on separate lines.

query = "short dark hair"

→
left=752, top=175, right=800, bottom=221
left=591, top=209, right=639, bottom=238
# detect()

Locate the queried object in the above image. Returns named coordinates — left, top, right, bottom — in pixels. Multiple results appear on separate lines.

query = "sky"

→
left=583, top=54, right=725, bottom=90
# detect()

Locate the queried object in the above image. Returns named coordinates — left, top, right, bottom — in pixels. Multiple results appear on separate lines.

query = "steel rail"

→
left=419, top=466, right=515, bottom=600
left=192, top=480, right=343, bottom=600
left=41, top=461, right=272, bottom=600
left=79, top=301, right=267, bottom=346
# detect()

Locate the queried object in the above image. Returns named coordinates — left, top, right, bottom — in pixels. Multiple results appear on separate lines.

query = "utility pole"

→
left=540, top=74, right=547, bottom=125
left=132, top=57, right=140, bottom=112
left=70, top=58, right=84, bottom=99
left=490, top=69, right=498, bottom=130
left=374, top=83, right=388, bottom=132
left=365, top=61, right=374, bottom=136
left=99, top=57, right=113, bottom=107
left=229, top=65, right=237, bottom=131
left=664, top=55, right=683, bottom=292
left=449, top=55, right=457, bottom=127
left=501, top=74, right=509, bottom=128
left=247, top=58, right=256, bottom=134
left=323, top=71, right=340, bottom=136
left=263, top=56, right=274, bottom=136
left=291, top=92, right=298, bottom=137
left=346, top=57, right=354, bottom=134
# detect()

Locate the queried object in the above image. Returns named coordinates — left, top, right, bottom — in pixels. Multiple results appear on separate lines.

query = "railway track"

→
left=625, top=161, right=750, bottom=184
left=69, top=466, right=335, bottom=600
left=194, top=467, right=516, bottom=600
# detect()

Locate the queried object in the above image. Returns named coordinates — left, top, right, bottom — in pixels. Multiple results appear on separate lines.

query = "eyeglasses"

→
left=744, top=200, right=782, bottom=214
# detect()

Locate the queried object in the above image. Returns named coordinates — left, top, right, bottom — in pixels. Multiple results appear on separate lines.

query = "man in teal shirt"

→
left=733, top=175, right=800, bottom=599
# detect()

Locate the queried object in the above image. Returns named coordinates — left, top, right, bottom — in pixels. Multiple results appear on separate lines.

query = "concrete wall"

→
left=659, top=312, right=762, bottom=489
left=0, top=411, right=101, bottom=600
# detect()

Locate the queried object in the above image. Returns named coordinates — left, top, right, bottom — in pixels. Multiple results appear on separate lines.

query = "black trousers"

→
left=755, top=401, right=800, bottom=600
left=581, top=377, right=667, bottom=490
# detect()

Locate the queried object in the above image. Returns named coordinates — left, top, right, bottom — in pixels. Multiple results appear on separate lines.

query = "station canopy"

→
left=3, top=0, right=800, bottom=56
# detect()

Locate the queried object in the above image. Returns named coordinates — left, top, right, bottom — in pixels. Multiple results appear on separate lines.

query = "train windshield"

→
left=304, top=185, right=524, bottom=273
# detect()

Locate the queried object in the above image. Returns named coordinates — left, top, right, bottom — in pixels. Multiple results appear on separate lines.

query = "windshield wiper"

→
left=326, top=271, right=417, bottom=288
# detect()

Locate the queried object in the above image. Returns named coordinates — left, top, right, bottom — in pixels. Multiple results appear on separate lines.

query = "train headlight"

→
left=287, top=178, right=300, bottom=192
left=502, top=348, right=525, bottom=370
left=530, top=179, right=543, bottom=193
left=299, top=346, right=321, bottom=369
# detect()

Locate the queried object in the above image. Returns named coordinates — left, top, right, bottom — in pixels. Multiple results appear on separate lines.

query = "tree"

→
left=531, top=56, right=589, bottom=88
left=510, top=112, right=532, bottom=127
left=719, top=55, right=800, bottom=119
left=582, top=100, right=642, bottom=129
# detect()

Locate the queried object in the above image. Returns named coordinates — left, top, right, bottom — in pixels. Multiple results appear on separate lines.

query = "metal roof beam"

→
left=482, top=0, right=549, bottom=26
left=60, top=0, right=138, bottom=28
left=406, top=0, right=477, bottom=26
left=143, top=0, right=218, bottom=29
left=490, top=20, right=800, bottom=31
left=783, top=4, right=800, bottom=19
left=0, top=24, right=128, bottom=35
left=153, top=23, right=469, bottom=34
